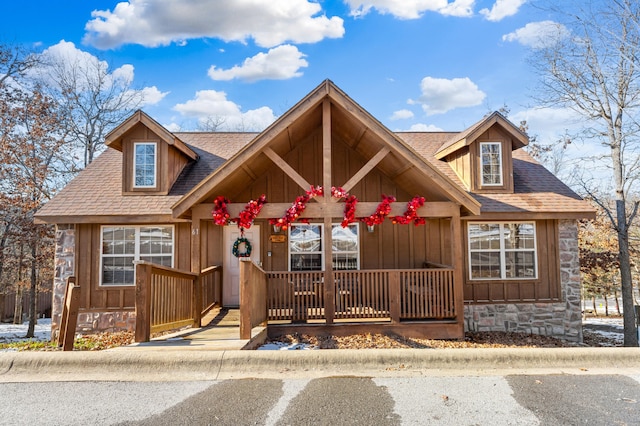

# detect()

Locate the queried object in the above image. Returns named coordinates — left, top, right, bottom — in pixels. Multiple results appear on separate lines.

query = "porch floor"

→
left=115, top=308, right=266, bottom=351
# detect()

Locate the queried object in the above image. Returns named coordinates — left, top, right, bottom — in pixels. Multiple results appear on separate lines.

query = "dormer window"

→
left=133, top=142, right=157, bottom=188
left=480, top=142, right=502, bottom=186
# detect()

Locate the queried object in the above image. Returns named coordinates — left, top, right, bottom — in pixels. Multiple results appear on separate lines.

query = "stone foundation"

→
left=464, top=220, right=583, bottom=342
left=51, top=224, right=75, bottom=340
left=76, top=311, right=136, bottom=333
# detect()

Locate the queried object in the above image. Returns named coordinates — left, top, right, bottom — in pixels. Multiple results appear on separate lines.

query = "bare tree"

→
left=37, top=50, right=143, bottom=167
left=532, top=0, right=640, bottom=345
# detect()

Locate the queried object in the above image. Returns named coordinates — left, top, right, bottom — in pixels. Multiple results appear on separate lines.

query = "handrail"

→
left=134, top=262, right=224, bottom=342
left=264, top=268, right=455, bottom=323
left=58, top=276, right=81, bottom=351
left=239, top=260, right=268, bottom=339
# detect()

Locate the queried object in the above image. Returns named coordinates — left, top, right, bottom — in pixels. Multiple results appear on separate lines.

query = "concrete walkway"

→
left=119, top=308, right=266, bottom=351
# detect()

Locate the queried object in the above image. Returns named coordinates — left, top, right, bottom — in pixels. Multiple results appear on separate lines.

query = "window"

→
left=288, top=224, right=359, bottom=271
left=101, top=226, right=173, bottom=286
left=468, top=222, right=537, bottom=280
left=133, top=142, right=157, bottom=188
left=480, top=142, right=502, bottom=186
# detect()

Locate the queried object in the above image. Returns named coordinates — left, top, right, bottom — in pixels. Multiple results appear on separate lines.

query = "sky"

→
left=0, top=1, right=581, bottom=148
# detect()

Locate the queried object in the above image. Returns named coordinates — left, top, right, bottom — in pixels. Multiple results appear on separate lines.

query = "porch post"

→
left=322, top=98, right=335, bottom=324
left=450, top=208, right=465, bottom=337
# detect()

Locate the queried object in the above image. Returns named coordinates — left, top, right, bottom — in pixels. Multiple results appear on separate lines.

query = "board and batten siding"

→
left=74, top=222, right=191, bottom=312
left=462, top=219, right=560, bottom=303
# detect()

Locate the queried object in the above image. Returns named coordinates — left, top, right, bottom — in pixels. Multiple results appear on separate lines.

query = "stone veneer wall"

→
left=51, top=224, right=136, bottom=339
left=464, top=220, right=583, bottom=342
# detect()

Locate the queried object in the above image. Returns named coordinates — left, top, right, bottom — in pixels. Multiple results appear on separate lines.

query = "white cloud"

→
left=208, top=45, right=308, bottom=82
left=173, top=90, right=277, bottom=131
left=83, top=0, right=344, bottom=49
left=390, top=109, right=415, bottom=120
left=413, top=76, right=486, bottom=115
left=38, top=40, right=166, bottom=106
left=407, top=123, right=443, bottom=131
left=479, top=0, right=526, bottom=22
left=345, top=0, right=474, bottom=19
left=502, top=21, right=570, bottom=48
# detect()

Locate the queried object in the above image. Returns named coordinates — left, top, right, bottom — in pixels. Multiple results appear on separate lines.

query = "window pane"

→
left=291, top=253, right=322, bottom=271
left=331, top=224, right=358, bottom=252
left=504, top=223, right=535, bottom=249
left=102, top=256, right=135, bottom=286
left=468, top=223, right=501, bottom=250
left=333, top=252, right=358, bottom=270
left=134, top=143, right=156, bottom=187
left=481, top=143, right=502, bottom=185
left=470, top=252, right=501, bottom=279
left=505, top=251, right=536, bottom=278
left=290, top=225, right=321, bottom=253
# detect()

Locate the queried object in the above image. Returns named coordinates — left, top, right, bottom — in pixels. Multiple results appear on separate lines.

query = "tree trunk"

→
left=13, top=288, right=23, bottom=324
left=614, top=289, right=621, bottom=315
left=592, top=295, right=598, bottom=316
left=25, top=242, right=37, bottom=338
left=604, top=294, right=609, bottom=316
left=616, top=200, right=638, bottom=346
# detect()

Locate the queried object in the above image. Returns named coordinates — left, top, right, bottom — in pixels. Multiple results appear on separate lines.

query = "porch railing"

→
left=265, top=268, right=455, bottom=323
left=134, top=262, right=223, bottom=342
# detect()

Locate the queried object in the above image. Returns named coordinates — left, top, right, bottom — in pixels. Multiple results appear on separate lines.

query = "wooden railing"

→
left=239, top=259, right=268, bottom=339
left=200, top=265, right=223, bottom=317
left=264, top=268, right=455, bottom=323
left=134, top=262, right=223, bottom=343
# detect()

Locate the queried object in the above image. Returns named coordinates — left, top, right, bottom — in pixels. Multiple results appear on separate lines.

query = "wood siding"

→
left=462, top=219, right=561, bottom=303
left=466, top=126, right=515, bottom=194
left=121, top=123, right=190, bottom=195
left=445, top=146, right=471, bottom=189
left=74, top=222, right=191, bottom=312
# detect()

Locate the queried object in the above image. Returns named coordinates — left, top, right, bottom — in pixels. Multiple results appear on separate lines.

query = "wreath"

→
left=232, top=237, right=252, bottom=258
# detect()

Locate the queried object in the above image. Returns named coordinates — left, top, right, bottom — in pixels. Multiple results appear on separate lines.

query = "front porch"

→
left=132, top=259, right=463, bottom=344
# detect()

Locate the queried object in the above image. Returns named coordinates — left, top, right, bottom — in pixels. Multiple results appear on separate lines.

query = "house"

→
left=35, top=80, right=594, bottom=343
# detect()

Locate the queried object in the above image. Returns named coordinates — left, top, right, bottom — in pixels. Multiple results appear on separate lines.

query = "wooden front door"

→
left=223, top=225, right=261, bottom=307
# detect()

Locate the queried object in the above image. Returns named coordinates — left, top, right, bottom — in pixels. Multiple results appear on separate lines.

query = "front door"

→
left=223, top=225, right=261, bottom=307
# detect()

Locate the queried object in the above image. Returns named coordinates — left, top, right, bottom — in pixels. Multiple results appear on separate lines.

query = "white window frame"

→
left=480, top=142, right=503, bottom=186
left=287, top=223, right=360, bottom=271
left=133, top=142, right=157, bottom=188
left=100, top=225, right=174, bottom=287
left=467, top=222, right=537, bottom=281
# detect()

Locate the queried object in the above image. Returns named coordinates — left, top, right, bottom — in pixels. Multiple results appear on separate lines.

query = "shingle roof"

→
left=35, top=128, right=592, bottom=222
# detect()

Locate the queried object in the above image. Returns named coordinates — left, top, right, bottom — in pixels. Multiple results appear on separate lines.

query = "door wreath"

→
left=232, top=236, right=252, bottom=258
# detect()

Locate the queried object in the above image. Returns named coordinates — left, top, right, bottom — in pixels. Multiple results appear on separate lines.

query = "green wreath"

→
left=232, top=237, right=252, bottom=258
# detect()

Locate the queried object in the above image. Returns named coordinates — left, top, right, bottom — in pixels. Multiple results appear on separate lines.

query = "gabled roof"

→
left=434, top=111, right=529, bottom=160
left=105, top=110, right=198, bottom=160
left=171, top=79, right=482, bottom=218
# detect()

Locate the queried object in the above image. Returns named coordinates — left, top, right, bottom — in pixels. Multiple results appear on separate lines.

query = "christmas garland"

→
left=392, top=196, right=426, bottom=226
left=232, top=236, right=252, bottom=257
left=213, top=188, right=426, bottom=229
left=212, top=195, right=266, bottom=229
left=361, top=195, right=396, bottom=226
left=269, top=185, right=323, bottom=230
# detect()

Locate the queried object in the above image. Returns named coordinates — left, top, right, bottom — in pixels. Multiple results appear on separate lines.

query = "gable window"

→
left=133, top=142, right=157, bottom=188
left=289, top=224, right=359, bottom=271
left=101, top=226, right=173, bottom=286
left=468, top=222, right=537, bottom=280
left=480, top=142, right=502, bottom=186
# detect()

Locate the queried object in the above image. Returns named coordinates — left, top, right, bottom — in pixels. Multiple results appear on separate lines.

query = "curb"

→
left=1, top=347, right=639, bottom=382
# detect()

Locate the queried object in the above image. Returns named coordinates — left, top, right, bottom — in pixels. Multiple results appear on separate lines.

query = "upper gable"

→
left=104, top=111, right=198, bottom=196
left=436, top=112, right=529, bottom=194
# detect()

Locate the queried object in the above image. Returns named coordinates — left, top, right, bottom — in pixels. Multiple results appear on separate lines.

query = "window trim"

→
left=287, top=223, right=360, bottom=271
left=133, top=142, right=157, bottom=189
left=467, top=221, right=538, bottom=281
left=99, top=225, right=174, bottom=287
left=479, top=141, right=503, bottom=187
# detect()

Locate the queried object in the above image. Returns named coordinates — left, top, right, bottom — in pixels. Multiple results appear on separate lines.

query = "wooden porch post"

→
left=134, top=262, right=153, bottom=343
left=58, top=276, right=80, bottom=351
left=239, top=258, right=251, bottom=339
left=322, top=98, right=335, bottom=325
left=450, top=208, right=465, bottom=338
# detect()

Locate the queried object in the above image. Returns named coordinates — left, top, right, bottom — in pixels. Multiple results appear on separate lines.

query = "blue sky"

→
left=1, top=0, right=577, bottom=142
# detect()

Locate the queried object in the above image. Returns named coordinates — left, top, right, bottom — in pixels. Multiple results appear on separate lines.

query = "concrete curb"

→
left=1, top=347, right=639, bottom=382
